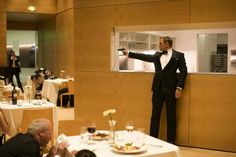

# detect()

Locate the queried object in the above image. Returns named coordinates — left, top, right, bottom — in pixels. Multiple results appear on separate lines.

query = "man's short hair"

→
left=27, top=118, right=50, bottom=136
left=160, top=36, right=173, bottom=47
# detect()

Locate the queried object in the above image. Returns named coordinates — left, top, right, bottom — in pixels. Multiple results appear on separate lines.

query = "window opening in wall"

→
left=113, top=26, right=236, bottom=73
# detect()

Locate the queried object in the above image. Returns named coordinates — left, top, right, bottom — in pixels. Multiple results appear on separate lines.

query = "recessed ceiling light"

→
left=27, top=6, right=36, bottom=12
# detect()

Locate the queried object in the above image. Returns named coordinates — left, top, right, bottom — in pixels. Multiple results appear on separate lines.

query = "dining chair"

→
left=59, top=80, right=74, bottom=108
left=58, top=119, right=92, bottom=136
left=20, top=108, right=54, bottom=145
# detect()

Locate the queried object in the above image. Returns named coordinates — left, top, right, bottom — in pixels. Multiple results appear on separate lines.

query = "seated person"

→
left=0, top=108, right=9, bottom=145
left=0, top=118, right=68, bottom=157
left=75, top=149, right=97, bottom=157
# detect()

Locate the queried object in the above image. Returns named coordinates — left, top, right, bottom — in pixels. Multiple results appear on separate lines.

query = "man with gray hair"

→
left=0, top=118, right=67, bottom=157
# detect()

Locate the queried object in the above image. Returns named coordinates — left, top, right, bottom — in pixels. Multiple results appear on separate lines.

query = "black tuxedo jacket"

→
left=129, top=50, right=187, bottom=94
left=0, top=133, right=41, bottom=157
left=8, top=55, right=21, bottom=73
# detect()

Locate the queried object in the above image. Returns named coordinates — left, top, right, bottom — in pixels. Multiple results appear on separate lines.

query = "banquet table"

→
left=66, top=130, right=180, bottom=157
left=41, top=78, right=72, bottom=104
left=0, top=100, right=58, bottom=137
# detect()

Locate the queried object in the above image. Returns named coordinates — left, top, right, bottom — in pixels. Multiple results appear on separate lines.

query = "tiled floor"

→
left=58, top=107, right=236, bottom=157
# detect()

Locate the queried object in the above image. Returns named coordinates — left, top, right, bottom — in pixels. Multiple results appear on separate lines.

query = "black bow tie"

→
left=161, top=51, right=168, bottom=55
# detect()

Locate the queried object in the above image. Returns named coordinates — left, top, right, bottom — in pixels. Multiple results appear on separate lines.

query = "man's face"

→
left=159, top=38, right=169, bottom=51
left=39, top=125, right=52, bottom=147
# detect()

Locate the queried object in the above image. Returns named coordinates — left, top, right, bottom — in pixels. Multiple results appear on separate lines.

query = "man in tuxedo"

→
left=121, top=36, right=187, bottom=143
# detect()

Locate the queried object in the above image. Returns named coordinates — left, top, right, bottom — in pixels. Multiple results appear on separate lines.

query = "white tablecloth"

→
left=0, top=100, right=58, bottom=137
left=42, top=79, right=69, bottom=104
left=66, top=131, right=179, bottom=157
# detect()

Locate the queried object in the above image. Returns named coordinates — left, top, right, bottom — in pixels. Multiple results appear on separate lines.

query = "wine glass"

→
left=87, top=122, right=96, bottom=141
left=125, top=121, right=134, bottom=132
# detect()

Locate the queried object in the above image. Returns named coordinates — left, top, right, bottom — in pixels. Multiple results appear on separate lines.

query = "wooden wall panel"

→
left=191, top=0, right=236, bottom=23
left=57, top=9, right=74, bottom=76
left=74, top=6, right=117, bottom=71
left=189, top=74, right=236, bottom=152
left=7, top=0, right=56, bottom=13
left=38, top=16, right=58, bottom=74
left=116, top=0, right=190, bottom=26
left=74, top=0, right=176, bottom=8
left=0, top=0, right=7, bottom=66
left=57, top=0, right=73, bottom=13
left=75, top=72, right=153, bottom=131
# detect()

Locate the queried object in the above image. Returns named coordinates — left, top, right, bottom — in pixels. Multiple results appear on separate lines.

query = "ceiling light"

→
left=27, top=6, right=36, bottom=12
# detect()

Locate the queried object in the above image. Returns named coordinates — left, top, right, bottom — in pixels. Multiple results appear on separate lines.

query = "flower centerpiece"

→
left=103, top=109, right=116, bottom=143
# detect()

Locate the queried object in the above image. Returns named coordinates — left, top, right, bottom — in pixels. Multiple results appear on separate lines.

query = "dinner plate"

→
left=92, top=132, right=109, bottom=141
left=112, top=146, right=147, bottom=154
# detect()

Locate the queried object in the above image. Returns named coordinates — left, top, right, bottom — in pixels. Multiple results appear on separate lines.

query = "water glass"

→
left=125, top=121, right=134, bottom=132
left=136, top=128, right=146, bottom=146
left=80, top=126, right=88, bottom=143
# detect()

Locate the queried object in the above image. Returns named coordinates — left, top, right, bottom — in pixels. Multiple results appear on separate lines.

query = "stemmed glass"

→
left=125, top=121, right=134, bottom=132
left=87, top=122, right=96, bottom=141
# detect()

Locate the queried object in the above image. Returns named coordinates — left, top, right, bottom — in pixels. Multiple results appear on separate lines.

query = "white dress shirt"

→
left=160, top=49, right=172, bottom=69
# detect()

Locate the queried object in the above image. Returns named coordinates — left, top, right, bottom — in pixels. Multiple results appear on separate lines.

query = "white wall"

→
left=150, top=28, right=236, bottom=73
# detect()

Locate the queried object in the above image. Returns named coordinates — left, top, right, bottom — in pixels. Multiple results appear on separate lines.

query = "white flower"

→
left=103, top=109, right=116, bottom=116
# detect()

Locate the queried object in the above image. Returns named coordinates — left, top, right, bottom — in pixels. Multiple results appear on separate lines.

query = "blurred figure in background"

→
left=8, top=50, right=24, bottom=93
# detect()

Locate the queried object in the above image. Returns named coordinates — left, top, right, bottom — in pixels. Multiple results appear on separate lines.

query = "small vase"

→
left=108, top=120, right=116, bottom=144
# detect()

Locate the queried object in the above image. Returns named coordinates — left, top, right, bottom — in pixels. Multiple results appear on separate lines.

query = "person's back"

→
left=75, top=149, right=96, bottom=157
left=0, top=133, right=40, bottom=157
left=0, top=118, right=51, bottom=157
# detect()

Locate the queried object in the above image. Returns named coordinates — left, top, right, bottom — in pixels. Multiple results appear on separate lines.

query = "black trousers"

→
left=9, top=68, right=24, bottom=93
left=150, top=91, right=177, bottom=143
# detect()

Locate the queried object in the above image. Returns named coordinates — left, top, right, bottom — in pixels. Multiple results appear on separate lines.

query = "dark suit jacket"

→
left=129, top=50, right=187, bottom=94
left=8, top=55, right=21, bottom=73
left=0, top=133, right=41, bottom=157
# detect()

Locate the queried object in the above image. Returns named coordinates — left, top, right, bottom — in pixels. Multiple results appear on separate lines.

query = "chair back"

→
left=21, top=108, right=54, bottom=144
left=58, top=119, right=91, bottom=136
left=61, top=80, right=74, bottom=93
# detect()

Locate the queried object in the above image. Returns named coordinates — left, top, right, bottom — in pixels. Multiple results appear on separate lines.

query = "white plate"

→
left=92, top=132, right=109, bottom=141
left=112, top=146, right=147, bottom=154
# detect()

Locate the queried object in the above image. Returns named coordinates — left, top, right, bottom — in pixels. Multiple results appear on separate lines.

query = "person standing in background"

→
left=121, top=36, right=187, bottom=144
left=8, top=50, right=24, bottom=93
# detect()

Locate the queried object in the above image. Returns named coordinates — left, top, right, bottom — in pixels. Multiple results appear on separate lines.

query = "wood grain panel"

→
left=7, top=0, right=56, bottom=13
left=116, top=0, right=190, bottom=26
left=57, top=9, right=74, bottom=76
left=38, top=16, right=58, bottom=74
left=74, top=0, right=175, bottom=8
left=191, top=0, right=236, bottom=23
left=189, top=74, right=236, bottom=152
left=57, top=0, right=73, bottom=13
left=0, top=0, right=7, bottom=66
